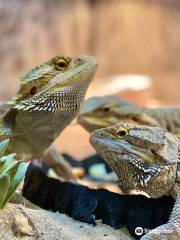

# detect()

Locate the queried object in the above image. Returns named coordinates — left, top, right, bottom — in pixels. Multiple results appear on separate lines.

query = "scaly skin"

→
left=0, top=55, right=97, bottom=180
left=90, top=123, right=180, bottom=239
left=78, top=96, right=180, bottom=135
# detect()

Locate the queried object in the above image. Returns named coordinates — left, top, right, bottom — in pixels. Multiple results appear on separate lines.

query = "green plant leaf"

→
left=0, top=174, right=10, bottom=209
left=0, top=139, right=28, bottom=209
left=0, top=153, right=16, bottom=173
left=4, top=161, right=20, bottom=185
left=0, top=139, right=9, bottom=156
left=4, top=162, right=28, bottom=205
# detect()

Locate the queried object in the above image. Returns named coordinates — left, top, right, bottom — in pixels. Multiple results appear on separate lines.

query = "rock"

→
left=0, top=203, right=133, bottom=240
left=13, top=209, right=34, bottom=237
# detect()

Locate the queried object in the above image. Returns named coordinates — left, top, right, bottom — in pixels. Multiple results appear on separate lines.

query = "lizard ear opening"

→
left=3, top=108, right=18, bottom=130
left=29, top=86, right=37, bottom=96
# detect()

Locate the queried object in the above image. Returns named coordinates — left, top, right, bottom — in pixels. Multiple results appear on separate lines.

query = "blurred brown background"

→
left=0, top=0, right=180, bottom=158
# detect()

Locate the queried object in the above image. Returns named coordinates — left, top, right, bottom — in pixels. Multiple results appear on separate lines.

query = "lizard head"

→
left=3, top=55, right=97, bottom=159
left=78, top=96, right=159, bottom=133
left=90, top=123, right=179, bottom=198
left=14, top=56, right=97, bottom=113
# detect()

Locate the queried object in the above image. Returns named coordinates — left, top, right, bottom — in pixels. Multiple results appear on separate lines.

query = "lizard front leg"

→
left=141, top=184, right=180, bottom=240
left=43, top=147, right=77, bottom=181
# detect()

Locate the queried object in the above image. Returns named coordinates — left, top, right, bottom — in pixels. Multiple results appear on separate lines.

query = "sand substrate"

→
left=0, top=204, right=133, bottom=240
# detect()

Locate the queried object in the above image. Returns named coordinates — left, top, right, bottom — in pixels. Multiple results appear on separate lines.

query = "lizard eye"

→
left=29, top=86, right=37, bottom=96
left=132, top=116, right=139, bottom=122
left=103, top=104, right=111, bottom=112
left=54, top=59, right=69, bottom=71
left=116, top=128, right=128, bottom=138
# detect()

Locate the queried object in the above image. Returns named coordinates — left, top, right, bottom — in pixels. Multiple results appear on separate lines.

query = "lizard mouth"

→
left=90, top=135, right=122, bottom=153
left=77, top=116, right=110, bottom=132
left=91, top=134, right=151, bottom=160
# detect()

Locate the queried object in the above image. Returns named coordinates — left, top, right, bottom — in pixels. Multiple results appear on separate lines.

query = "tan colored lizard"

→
left=78, top=96, right=180, bottom=135
left=0, top=55, right=97, bottom=180
left=90, top=123, right=180, bottom=239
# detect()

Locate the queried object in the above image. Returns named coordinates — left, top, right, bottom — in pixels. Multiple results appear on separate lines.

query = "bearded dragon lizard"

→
left=90, top=123, right=180, bottom=239
left=0, top=55, right=97, bottom=180
left=78, top=96, right=180, bottom=135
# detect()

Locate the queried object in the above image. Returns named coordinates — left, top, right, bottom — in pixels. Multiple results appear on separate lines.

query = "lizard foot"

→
left=43, top=147, right=77, bottom=181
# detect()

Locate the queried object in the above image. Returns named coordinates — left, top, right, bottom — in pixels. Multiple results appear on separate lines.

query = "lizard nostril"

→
left=77, top=58, right=83, bottom=64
